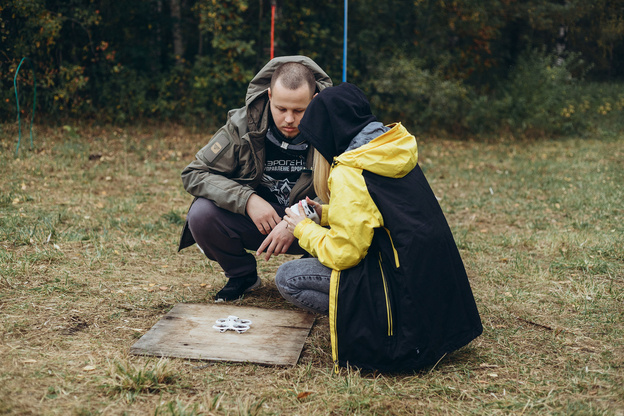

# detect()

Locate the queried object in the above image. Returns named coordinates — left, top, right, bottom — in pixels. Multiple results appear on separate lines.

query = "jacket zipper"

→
left=329, top=269, right=341, bottom=374
left=378, top=253, right=394, bottom=337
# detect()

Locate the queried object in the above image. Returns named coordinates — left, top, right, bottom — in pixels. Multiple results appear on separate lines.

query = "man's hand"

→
left=256, top=221, right=296, bottom=261
left=246, top=194, right=281, bottom=235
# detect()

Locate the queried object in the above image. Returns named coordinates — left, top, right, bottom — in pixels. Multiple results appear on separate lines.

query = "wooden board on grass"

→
left=130, top=303, right=315, bottom=366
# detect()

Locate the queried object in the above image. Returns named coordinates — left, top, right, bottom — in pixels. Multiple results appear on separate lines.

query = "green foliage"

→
left=366, top=55, right=469, bottom=132
left=464, top=49, right=588, bottom=135
left=499, top=50, right=585, bottom=133
left=1, top=0, right=624, bottom=134
left=272, top=1, right=343, bottom=76
left=161, top=210, right=185, bottom=226
left=101, top=359, right=178, bottom=402
left=190, top=0, right=257, bottom=117
left=361, top=49, right=624, bottom=136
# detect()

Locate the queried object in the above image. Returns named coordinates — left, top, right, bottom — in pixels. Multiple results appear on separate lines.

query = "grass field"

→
left=1, top=122, right=622, bottom=415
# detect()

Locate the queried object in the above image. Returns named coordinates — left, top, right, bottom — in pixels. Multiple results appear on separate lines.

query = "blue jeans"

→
left=275, top=258, right=332, bottom=315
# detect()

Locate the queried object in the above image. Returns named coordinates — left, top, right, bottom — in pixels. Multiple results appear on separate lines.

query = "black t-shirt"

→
left=256, top=123, right=309, bottom=206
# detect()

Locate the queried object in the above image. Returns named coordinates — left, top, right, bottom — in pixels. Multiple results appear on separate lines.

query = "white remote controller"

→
left=289, top=199, right=320, bottom=224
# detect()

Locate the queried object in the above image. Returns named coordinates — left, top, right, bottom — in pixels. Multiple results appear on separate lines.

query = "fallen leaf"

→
left=159, top=286, right=168, bottom=291
left=297, top=391, right=313, bottom=400
left=23, top=359, right=37, bottom=364
left=83, top=365, right=97, bottom=372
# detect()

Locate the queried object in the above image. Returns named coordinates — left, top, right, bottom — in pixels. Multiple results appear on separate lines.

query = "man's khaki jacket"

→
left=179, top=56, right=332, bottom=251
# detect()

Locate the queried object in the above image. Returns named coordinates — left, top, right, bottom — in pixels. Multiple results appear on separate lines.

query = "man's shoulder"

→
left=227, top=106, right=248, bottom=127
left=216, top=100, right=268, bottom=144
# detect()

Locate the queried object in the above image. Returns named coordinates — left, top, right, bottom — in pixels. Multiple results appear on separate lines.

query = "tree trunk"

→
left=170, top=0, right=184, bottom=67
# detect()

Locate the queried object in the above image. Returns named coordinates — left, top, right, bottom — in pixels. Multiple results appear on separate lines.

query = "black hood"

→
left=298, top=83, right=377, bottom=163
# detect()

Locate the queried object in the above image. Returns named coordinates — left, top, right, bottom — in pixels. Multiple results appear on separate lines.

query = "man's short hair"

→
left=270, top=62, right=316, bottom=97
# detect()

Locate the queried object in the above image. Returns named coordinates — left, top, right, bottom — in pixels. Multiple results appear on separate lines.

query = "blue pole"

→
left=343, top=0, right=348, bottom=82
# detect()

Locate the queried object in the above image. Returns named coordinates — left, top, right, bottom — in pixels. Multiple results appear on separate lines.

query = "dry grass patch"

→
left=1, top=122, right=623, bottom=415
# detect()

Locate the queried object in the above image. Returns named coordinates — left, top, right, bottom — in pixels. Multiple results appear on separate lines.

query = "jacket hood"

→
left=299, top=83, right=417, bottom=178
left=245, top=55, right=333, bottom=107
left=337, top=123, right=418, bottom=178
left=297, top=83, right=377, bottom=164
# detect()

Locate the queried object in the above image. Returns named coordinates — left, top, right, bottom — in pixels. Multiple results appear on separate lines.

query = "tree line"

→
left=2, top=0, right=623, bottom=135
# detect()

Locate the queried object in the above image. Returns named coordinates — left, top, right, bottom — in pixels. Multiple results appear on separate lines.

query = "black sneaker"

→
left=214, top=275, right=262, bottom=302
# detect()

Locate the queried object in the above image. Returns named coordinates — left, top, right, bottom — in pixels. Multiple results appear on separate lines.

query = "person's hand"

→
left=284, top=201, right=308, bottom=234
left=305, top=197, right=323, bottom=220
left=246, top=194, right=281, bottom=235
left=255, top=221, right=296, bottom=261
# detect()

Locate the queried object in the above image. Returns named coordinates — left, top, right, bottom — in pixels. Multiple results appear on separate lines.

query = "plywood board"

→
left=130, top=304, right=316, bottom=366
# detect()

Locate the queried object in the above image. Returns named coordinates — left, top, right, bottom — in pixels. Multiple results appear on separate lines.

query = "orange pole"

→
left=270, top=2, right=276, bottom=59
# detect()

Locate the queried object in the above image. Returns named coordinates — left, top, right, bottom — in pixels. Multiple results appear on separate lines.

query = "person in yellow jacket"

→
left=258, top=82, right=482, bottom=372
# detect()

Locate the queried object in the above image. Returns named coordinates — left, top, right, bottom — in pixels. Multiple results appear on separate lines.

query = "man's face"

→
left=268, top=80, right=314, bottom=139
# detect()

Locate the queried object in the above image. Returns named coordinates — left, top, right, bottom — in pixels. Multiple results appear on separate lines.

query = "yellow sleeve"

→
left=320, top=204, right=329, bottom=226
left=294, top=166, right=383, bottom=270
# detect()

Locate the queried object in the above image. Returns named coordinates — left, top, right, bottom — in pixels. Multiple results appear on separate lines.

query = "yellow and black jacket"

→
left=295, top=120, right=482, bottom=372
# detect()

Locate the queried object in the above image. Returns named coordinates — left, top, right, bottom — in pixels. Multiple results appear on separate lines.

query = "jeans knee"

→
left=274, top=268, right=291, bottom=293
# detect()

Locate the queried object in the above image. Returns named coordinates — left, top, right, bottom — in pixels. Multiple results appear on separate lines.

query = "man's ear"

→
left=268, top=88, right=272, bottom=101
